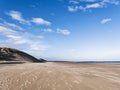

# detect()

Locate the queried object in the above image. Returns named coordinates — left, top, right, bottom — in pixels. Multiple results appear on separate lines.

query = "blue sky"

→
left=0, top=0, right=120, bottom=61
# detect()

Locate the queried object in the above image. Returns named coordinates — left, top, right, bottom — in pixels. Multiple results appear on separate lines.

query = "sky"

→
left=0, top=0, right=120, bottom=61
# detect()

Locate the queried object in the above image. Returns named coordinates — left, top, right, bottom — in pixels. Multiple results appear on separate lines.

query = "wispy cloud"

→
left=0, top=19, right=24, bottom=31
left=4, top=22, right=24, bottom=31
left=7, top=10, right=30, bottom=24
left=86, top=3, right=102, bottom=9
left=69, top=0, right=79, bottom=4
left=0, top=24, right=49, bottom=51
left=57, top=28, right=71, bottom=35
left=68, top=0, right=119, bottom=12
left=7, top=10, right=51, bottom=26
left=42, top=28, right=53, bottom=33
left=32, top=18, right=51, bottom=26
left=101, top=18, right=112, bottom=24
left=68, top=6, right=79, bottom=12
left=0, top=10, right=71, bottom=55
left=0, top=26, right=17, bottom=36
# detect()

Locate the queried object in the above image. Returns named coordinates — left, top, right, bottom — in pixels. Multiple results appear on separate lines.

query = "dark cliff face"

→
left=0, top=47, right=41, bottom=62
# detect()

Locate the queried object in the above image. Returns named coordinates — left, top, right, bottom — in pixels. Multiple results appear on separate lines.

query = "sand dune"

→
left=0, top=62, right=120, bottom=90
left=0, top=47, right=43, bottom=62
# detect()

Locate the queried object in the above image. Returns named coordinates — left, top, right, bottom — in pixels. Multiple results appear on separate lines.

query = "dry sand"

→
left=0, top=62, right=120, bottom=90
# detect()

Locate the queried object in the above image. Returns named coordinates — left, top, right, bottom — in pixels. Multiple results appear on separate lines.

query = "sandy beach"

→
left=0, top=62, right=120, bottom=90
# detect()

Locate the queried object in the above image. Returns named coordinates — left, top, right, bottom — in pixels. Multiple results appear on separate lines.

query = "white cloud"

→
left=69, top=0, right=79, bottom=4
left=0, top=26, right=17, bottom=35
left=101, top=18, right=112, bottom=24
left=7, top=35, right=21, bottom=40
left=68, top=0, right=119, bottom=12
left=68, top=6, right=86, bottom=12
left=57, top=28, right=71, bottom=35
left=0, top=25, right=49, bottom=51
left=0, top=26, right=26, bottom=44
left=102, top=0, right=119, bottom=5
left=6, top=10, right=52, bottom=26
left=7, top=10, right=29, bottom=24
left=29, top=42, right=48, bottom=51
left=0, top=10, right=73, bottom=56
left=32, top=18, right=51, bottom=26
left=0, top=20, right=24, bottom=31
left=42, top=28, right=53, bottom=33
left=68, top=6, right=79, bottom=12
left=86, top=3, right=102, bottom=9
left=37, top=36, right=44, bottom=39
left=79, top=0, right=98, bottom=2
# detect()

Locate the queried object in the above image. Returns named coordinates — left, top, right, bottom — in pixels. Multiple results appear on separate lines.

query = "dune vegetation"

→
left=0, top=47, right=46, bottom=62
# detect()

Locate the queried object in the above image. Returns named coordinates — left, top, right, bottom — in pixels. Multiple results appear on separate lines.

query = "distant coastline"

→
left=51, top=60, right=120, bottom=64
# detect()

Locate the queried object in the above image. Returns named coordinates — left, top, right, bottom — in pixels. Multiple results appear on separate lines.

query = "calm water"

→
left=52, top=60, right=120, bottom=64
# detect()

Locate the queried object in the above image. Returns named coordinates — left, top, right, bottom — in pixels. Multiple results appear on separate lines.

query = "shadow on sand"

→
left=0, top=61, right=25, bottom=64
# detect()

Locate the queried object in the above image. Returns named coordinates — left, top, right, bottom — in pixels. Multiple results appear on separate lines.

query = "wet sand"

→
left=0, top=62, right=120, bottom=90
